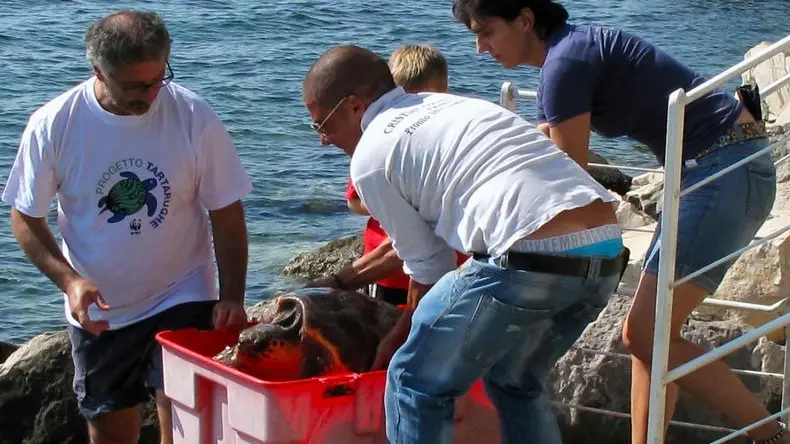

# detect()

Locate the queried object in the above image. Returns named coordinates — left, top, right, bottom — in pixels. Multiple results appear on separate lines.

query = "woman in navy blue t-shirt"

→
left=453, top=0, right=780, bottom=443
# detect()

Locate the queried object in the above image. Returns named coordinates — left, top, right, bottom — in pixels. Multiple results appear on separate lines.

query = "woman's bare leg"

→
left=623, top=272, right=786, bottom=444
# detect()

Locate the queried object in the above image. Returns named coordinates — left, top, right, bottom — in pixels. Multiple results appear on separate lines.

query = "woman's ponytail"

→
left=532, top=1, right=569, bottom=39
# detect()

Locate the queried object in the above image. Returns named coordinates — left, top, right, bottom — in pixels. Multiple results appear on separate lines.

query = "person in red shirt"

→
left=307, top=44, right=467, bottom=305
left=342, top=180, right=468, bottom=305
left=347, top=180, right=409, bottom=295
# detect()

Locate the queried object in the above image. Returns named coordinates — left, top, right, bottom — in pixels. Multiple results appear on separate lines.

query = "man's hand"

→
left=406, top=279, right=432, bottom=310
left=212, top=300, right=248, bottom=331
left=208, top=201, right=249, bottom=328
left=371, top=308, right=413, bottom=370
left=303, top=239, right=404, bottom=292
left=304, top=275, right=340, bottom=289
left=370, top=326, right=409, bottom=371
left=370, top=280, right=432, bottom=370
left=66, top=278, right=111, bottom=336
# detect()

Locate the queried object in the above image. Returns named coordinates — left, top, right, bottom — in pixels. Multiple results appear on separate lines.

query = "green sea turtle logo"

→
left=97, top=171, right=158, bottom=223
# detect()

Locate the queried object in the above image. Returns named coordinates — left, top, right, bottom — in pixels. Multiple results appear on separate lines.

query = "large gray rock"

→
left=703, top=214, right=790, bottom=343
left=612, top=192, right=655, bottom=229
left=625, top=172, right=663, bottom=221
left=280, top=234, right=362, bottom=279
left=0, top=330, right=159, bottom=444
left=0, top=341, right=18, bottom=365
left=768, top=127, right=790, bottom=215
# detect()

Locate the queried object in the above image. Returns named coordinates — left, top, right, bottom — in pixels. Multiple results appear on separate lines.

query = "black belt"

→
left=472, top=247, right=630, bottom=279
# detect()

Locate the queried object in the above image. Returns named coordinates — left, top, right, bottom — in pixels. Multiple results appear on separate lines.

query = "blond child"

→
left=388, top=44, right=449, bottom=93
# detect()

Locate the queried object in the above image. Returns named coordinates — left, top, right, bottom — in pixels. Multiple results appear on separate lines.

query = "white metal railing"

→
left=650, top=33, right=790, bottom=444
left=763, top=71, right=790, bottom=101
left=499, top=33, right=790, bottom=443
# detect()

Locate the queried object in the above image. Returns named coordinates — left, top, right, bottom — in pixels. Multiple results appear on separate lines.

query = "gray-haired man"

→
left=2, top=10, right=252, bottom=444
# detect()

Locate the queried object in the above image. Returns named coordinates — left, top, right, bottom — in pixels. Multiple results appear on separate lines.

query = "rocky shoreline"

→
left=2, top=43, right=789, bottom=444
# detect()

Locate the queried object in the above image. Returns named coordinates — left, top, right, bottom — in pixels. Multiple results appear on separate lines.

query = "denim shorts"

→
left=643, top=137, right=776, bottom=293
left=68, top=300, right=216, bottom=419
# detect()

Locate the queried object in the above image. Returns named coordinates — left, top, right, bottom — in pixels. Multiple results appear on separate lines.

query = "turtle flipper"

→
left=97, top=197, right=112, bottom=214
left=107, top=212, right=125, bottom=223
left=97, top=196, right=109, bottom=213
left=144, top=194, right=158, bottom=217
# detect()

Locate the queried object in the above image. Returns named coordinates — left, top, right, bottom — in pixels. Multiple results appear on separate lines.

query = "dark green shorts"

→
left=67, top=300, right=216, bottom=419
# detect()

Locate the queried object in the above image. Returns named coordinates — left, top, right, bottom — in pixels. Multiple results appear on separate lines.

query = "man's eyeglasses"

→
left=117, top=60, right=175, bottom=95
left=310, top=97, right=347, bottom=136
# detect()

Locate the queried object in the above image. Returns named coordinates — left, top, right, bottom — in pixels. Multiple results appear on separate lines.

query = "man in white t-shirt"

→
left=1, top=10, right=252, bottom=444
left=302, top=45, right=628, bottom=444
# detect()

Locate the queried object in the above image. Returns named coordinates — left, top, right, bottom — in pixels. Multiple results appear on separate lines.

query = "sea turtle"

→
left=213, top=287, right=402, bottom=381
left=98, top=171, right=158, bottom=223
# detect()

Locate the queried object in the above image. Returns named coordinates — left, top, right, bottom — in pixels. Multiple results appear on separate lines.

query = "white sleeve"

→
left=354, top=169, right=457, bottom=285
left=1, top=121, right=58, bottom=218
left=196, top=119, right=253, bottom=211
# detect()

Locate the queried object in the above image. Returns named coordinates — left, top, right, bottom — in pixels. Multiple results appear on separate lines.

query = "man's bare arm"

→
left=406, top=278, right=431, bottom=309
left=10, top=209, right=110, bottom=333
left=548, top=112, right=592, bottom=169
left=336, top=237, right=401, bottom=287
left=10, top=209, right=80, bottom=292
left=370, top=278, right=432, bottom=370
left=347, top=197, right=369, bottom=216
left=208, top=200, right=248, bottom=305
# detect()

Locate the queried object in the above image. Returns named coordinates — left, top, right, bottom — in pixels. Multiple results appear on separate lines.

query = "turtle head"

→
left=215, top=290, right=390, bottom=380
left=228, top=297, right=306, bottom=380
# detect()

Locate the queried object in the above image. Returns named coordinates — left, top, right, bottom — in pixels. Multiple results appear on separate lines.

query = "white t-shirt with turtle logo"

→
left=1, top=77, right=253, bottom=330
left=99, top=170, right=158, bottom=224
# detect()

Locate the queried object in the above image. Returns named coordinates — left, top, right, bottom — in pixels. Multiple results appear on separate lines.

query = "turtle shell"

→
left=104, top=178, right=148, bottom=215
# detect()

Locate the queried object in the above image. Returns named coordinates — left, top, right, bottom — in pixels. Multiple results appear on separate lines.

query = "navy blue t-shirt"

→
left=536, top=24, right=743, bottom=164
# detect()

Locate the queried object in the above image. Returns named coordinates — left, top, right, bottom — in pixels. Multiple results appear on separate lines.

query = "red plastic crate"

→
left=156, top=327, right=500, bottom=444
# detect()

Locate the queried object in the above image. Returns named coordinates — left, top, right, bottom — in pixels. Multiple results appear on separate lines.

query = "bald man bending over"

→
left=301, top=45, right=628, bottom=444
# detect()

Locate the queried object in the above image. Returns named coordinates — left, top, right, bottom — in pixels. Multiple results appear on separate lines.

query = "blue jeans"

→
left=384, top=253, right=623, bottom=444
left=643, top=137, right=776, bottom=293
